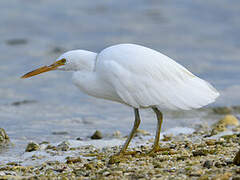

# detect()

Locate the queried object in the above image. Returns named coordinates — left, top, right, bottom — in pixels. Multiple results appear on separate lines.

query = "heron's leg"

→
left=148, top=107, right=163, bottom=154
left=118, top=108, right=141, bottom=154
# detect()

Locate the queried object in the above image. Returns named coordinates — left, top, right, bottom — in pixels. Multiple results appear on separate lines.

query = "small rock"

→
left=234, top=150, right=240, bottom=166
left=135, top=129, right=151, bottom=136
left=39, top=141, right=50, bottom=145
left=113, top=130, right=121, bottom=138
left=212, top=172, right=232, bottom=180
left=211, top=124, right=226, bottom=136
left=215, top=162, right=222, bottom=168
left=162, top=134, right=172, bottom=141
left=66, top=157, right=82, bottom=164
left=25, top=141, right=40, bottom=152
left=232, top=125, right=240, bottom=132
left=189, top=169, right=203, bottom=177
left=102, top=171, right=111, bottom=176
left=108, top=155, right=122, bottom=164
left=211, top=115, right=239, bottom=135
left=57, top=141, right=70, bottom=151
left=225, top=159, right=233, bottom=165
left=221, top=134, right=237, bottom=141
left=76, top=137, right=83, bottom=141
left=205, top=139, right=216, bottom=146
left=73, top=169, right=87, bottom=176
left=192, top=149, right=208, bottom=156
left=111, top=170, right=123, bottom=176
left=203, top=160, right=213, bottom=169
left=91, top=130, right=103, bottom=139
left=0, top=128, right=10, bottom=144
left=84, top=163, right=94, bottom=170
left=46, top=160, right=60, bottom=166
left=46, top=145, right=57, bottom=151
left=236, top=168, right=240, bottom=174
left=6, top=162, right=19, bottom=166
left=219, top=115, right=239, bottom=126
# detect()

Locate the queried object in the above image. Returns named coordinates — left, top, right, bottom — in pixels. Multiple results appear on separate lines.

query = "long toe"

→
left=146, top=145, right=162, bottom=155
left=108, top=153, right=125, bottom=164
left=108, top=150, right=141, bottom=164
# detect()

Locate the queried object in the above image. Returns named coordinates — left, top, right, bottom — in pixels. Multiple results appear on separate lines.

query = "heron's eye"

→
left=56, top=58, right=66, bottom=65
left=60, top=58, right=66, bottom=64
left=54, top=58, right=66, bottom=66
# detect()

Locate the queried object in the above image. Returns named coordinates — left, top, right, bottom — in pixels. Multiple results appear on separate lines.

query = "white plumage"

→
left=72, top=44, right=219, bottom=110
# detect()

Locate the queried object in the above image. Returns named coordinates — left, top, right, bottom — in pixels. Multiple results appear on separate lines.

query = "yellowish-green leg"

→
left=118, top=108, right=141, bottom=155
left=109, top=108, right=141, bottom=163
left=147, top=107, right=163, bottom=154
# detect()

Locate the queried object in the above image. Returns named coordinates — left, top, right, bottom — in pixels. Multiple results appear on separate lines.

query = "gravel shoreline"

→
left=0, top=112, right=239, bottom=179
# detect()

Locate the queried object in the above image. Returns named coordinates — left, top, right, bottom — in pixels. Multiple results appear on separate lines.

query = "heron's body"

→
left=22, top=43, right=219, bottom=157
left=72, top=44, right=219, bottom=110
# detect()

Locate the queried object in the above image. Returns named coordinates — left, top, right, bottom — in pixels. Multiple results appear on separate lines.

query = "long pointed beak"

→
left=21, top=59, right=66, bottom=79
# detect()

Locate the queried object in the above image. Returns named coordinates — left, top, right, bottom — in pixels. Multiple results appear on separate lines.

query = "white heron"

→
left=21, top=43, right=219, bottom=155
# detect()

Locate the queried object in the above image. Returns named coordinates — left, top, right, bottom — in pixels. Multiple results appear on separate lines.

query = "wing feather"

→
left=96, top=44, right=219, bottom=110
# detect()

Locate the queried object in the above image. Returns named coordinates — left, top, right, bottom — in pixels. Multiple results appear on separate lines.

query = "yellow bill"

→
left=21, top=59, right=66, bottom=79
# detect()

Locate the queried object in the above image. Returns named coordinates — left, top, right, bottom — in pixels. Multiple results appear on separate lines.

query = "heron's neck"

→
left=72, top=71, right=121, bottom=102
left=78, top=52, right=97, bottom=71
left=72, top=71, right=102, bottom=98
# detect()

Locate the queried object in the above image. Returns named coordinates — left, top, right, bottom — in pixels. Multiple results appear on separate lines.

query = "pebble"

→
left=57, top=141, right=70, bottom=151
left=113, top=130, right=121, bottom=138
left=192, top=149, right=208, bottom=156
left=234, top=150, right=240, bottom=166
left=76, top=137, right=83, bottom=140
left=203, top=160, right=213, bottom=169
left=25, top=141, right=40, bottom=152
left=66, top=157, right=82, bottom=164
left=219, top=115, right=239, bottom=126
left=0, top=128, right=10, bottom=144
left=135, top=129, right=151, bottom=136
left=211, top=114, right=239, bottom=135
left=212, top=172, right=232, bottom=180
left=91, top=130, right=103, bottom=139
left=162, top=134, right=173, bottom=141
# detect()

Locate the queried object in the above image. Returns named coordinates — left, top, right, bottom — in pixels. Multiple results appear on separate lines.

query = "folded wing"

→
left=96, top=44, right=219, bottom=110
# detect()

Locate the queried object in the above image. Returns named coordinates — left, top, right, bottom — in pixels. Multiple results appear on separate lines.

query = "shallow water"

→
left=0, top=0, right=240, bottom=160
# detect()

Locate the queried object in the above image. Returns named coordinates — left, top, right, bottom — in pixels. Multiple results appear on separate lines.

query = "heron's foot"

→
left=146, top=145, right=162, bottom=155
left=108, top=153, right=124, bottom=164
left=122, top=150, right=139, bottom=156
left=108, top=151, right=139, bottom=164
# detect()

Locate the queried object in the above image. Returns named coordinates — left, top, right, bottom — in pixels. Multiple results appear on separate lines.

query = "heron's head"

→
left=21, top=50, right=97, bottom=79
